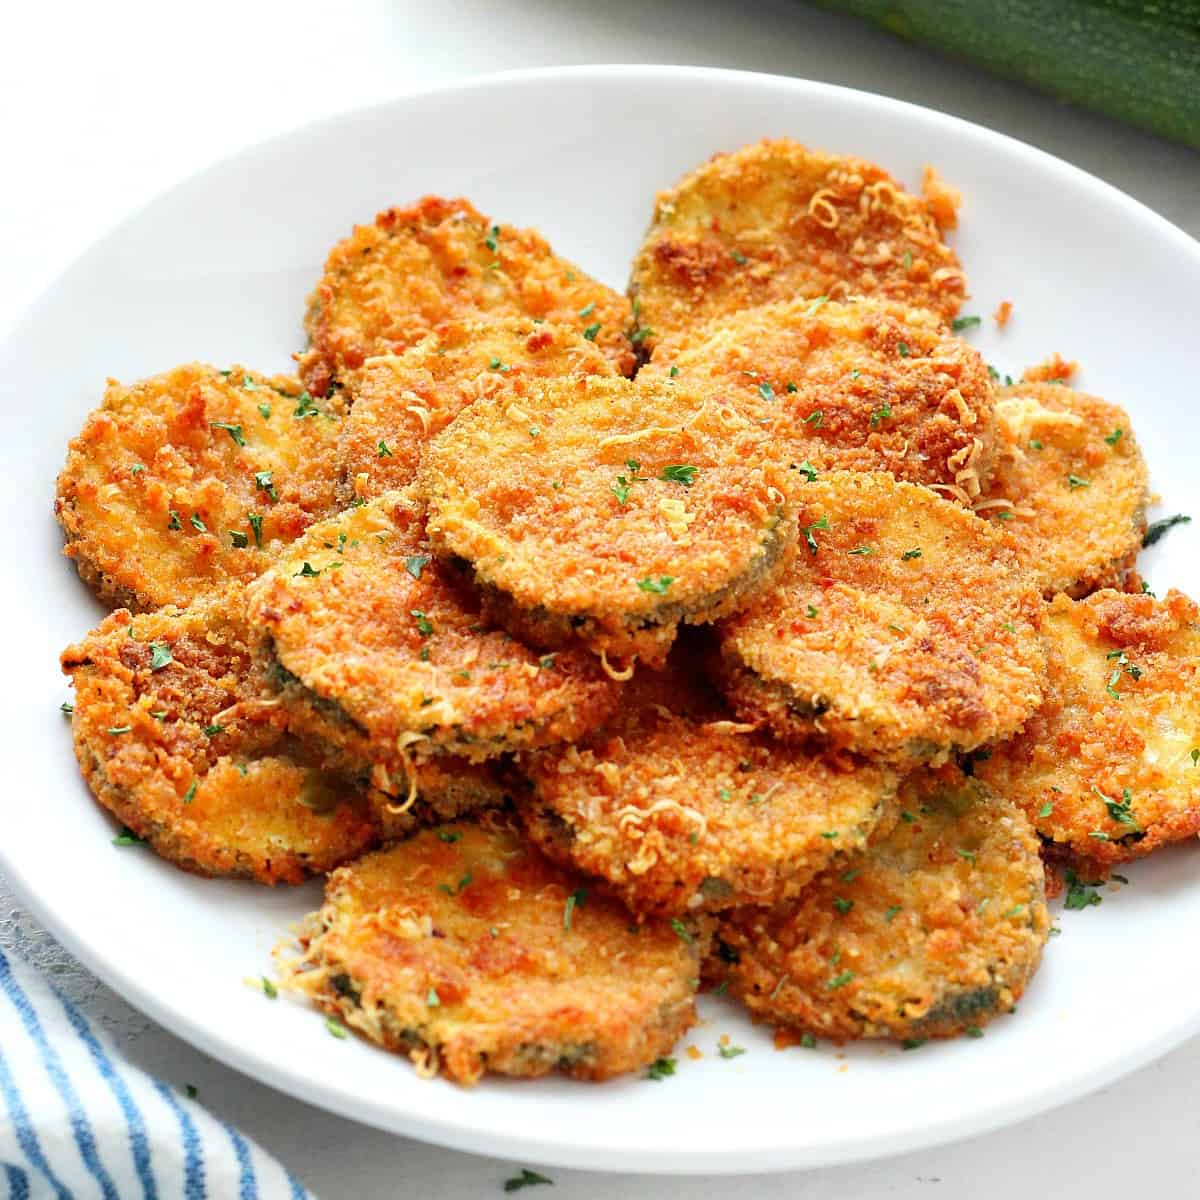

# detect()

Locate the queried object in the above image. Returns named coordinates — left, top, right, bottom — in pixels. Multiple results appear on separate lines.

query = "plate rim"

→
left=5, top=63, right=1200, bottom=1175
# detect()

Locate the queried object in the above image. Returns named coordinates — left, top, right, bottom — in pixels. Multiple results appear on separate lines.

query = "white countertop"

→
left=5, top=2, right=1198, bottom=1195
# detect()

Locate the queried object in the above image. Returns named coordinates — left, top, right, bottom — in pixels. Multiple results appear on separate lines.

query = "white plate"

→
left=3, top=65, right=1199, bottom=1175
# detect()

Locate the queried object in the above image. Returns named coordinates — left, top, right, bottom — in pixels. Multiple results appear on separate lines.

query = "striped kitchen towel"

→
left=0, top=949, right=313, bottom=1199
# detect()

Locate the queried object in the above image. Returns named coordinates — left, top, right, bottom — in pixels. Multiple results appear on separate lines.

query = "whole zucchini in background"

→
left=808, top=0, right=1200, bottom=149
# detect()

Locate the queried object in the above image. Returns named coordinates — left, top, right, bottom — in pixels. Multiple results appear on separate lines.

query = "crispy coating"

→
left=712, top=765, right=1050, bottom=1042
left=283, top=820, right=702, bottom=1084
left=55, top=364, right=345, bottom=612
left=60, top=594, right=378, bottom=884
left=642, top=297, right=995, bottom=495
left=629, top=140, right=965, bottom=354
left=298, top=196, right=634, bottom=394
left=520, top=654, right=899, bottom=915
left=716, top=472, right=1046, bottom=764
left=246, top=490, right=620, bottom=785
left=418, top=375, right=797, bottom=666
left=976, top=589, right=1200, bottom=865
left=975, top=383, right=1148, bottom=598
left=336, top=318, right=615, bottom=505
left=370, top=756, right=516, bottom=843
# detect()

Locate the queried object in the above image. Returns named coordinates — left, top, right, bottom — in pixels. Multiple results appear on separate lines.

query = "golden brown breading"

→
left=60, top=594, right=378, bottom=885
left=55, top=364, right=345, bottom=612
left=975, top=383, right=1148, bottom=598
left=282, top=820, right=703, bottom=1085
left=297, top=196, right=634, bottom=395
left=418, top=375, right=796, bottom=666
left=711, top=765, right=1049, bottom=1043
left=370, top=756, right=516, bottom=843
left=336, top=318, right=615, bottom=505
left=642, top=297, right=995, bottom=494
left=715, top=471, right=1046, bottom=764
left=520, top=653, right=899, bottom=915
left=629, top=140, right=965, bottom=354
left=975, top=589, right=1200, bottom=865
left=246, top=490, right=620, bottom=789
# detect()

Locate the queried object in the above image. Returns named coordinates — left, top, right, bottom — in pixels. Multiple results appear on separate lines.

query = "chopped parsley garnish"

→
left=107, top=726, right=132, bottom=736
left=129, top=463, right=145, bottom=475
left=806, top=605, right=818, bottom=618
left=405, top=554, right=430, bottom=580
left=791, top=460, right=818, bottom=484
left=901, top=1038, right=927, bottom=1051
left=437, top=831, right=460, bottom=843
left=1037, top=800, right=1053, bottom=818
left=902, top=250, right=913, bottom=270
left=956, top=849, right=976, bottom=863
left=827, top=971, right=854, bottom=990
left=258, top=402, right=272, bottom=419
left=901, top=547, right=922, bottom=560
left=802, top=409, right=823, bottom=427
left=112, top=826, right=146, bottom=846
left=645, top=1057, right=676, bottom=1081
left=718, top=1043, right=746, bottom=1059
left=60, top=702, right=74, bottom=715
left=1004, top=905, right=1026, bottom=918
left=869, top=401, right=892, bottom=429
left=182, top=781, right=197, bottom=805
left=485, top=225, right=500, bottom=253
left=966, top=1026, right=984, bottom=1038
left=377, top=440, right=393, bottom=457
left=670, top=917, right=693, bottom=946
left=1067, top=474, right=1091, bottom=490
left=848, top=546, right=873, bottom=556
left=578, top=302, right=595, bottom=318
left=637, top=576, right=675, bottom=594
left=426, top=987, right=440, bottom=1008
left=260, top=976, right=278, bottom=999
left=149, top=641, right=174, bottom=671
left=582, top=322, right=601, bottom=341
left=254, top=470, right=277, bottom=502
left=438, top=871, right=473, bottom=897
left=804, top=296, right=829, bottom=317
left=189, top=513, right=207, bottom=533
left=731, top=249, right=747, bottom=265
left=669, top=366, right=680, bottom=378
left=539, top=654, right=556, bottom=670
left=758, top=381, right=775, bottom=402
left=488, top=356, right=509, bottom=372
left=833, top=898, right=853, bottom=915
left=294, top=391, right=319, bottom=418
left=411, top=609, right=434, bottom=636
left=1064, top=870, right=1103, bottom=910
left=801, top=514, right=830, bottom=554
left=563, top=887, right=587, bottom=931
left=1093, top=785, right=1139, bottom=830
left=819, top=830, right=838, bottom=839
left=226, top=527, right=249, bottom=548
left=210, top=421, right=245, bottom=447
left=1192, top=749, right=1199, bottom=767
left=248, top=513, right=264, bottom=548
left=167, top=511, right=181, bottom=530
left=1143, top=513, right=1191, bottom=547
left=952, top=315, right=981, bottom=332
left=295, top=561, right=321, bottom=578
left=203, top=723, right=225, bottom=737
left=884, top=905, right=901, bottom=922
left=660, top=464, right=698, bottom=487
left=1029, top=438, right=1043, bottom=450
left=631, top=326, right=653, bottom=345
left=503, top=1169, right=553, bottom=1193
left=1104, top=428, right=1123, bottom=446
left=800, top=1033, right=818, bottom=1049
left=325, top=1018, right=348, bottom=1040
left=897, top=341, right=910, bottom=357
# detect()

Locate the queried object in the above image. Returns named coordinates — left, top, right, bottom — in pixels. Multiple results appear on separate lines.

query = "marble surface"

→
left=4, top=1, right=1198, bottom=1195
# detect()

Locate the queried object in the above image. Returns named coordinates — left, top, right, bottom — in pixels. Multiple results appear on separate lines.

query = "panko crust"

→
left=976, top=589, right=1200, bottom=864
left=629, top=139, right=965, bottom=354
left=418, top=375, right=797, bottom=666
left=716, top=471, right=1046, bottom=764
left=642, top=297, right=995, bottom=495
left=336, top=318, right=616, bottom=504
left=59, top=593, right=378, bottom=884
left=297, top=196, right=634, bottom=394
left=246, top=490, right=620, bottom=784
left=712, top=765, right=1050, bottom=1043
left=283, top=821, right=703, bottom=1085
left=55, top=364, right=345, bottom=612
left=520, top=654, right=899, bottom=916
left=975, top=383, right=1149, bottom=598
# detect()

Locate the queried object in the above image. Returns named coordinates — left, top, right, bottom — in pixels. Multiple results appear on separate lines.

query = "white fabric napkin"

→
left=0, top=949, right=313, bottom=1199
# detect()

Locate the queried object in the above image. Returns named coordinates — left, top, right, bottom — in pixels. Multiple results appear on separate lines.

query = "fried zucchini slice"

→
left=642, top=297, right=995, bottom=494
left=246, top=490, right=620, bottom=784
left=712, top=765, right=1050, bottom=1043
left=283, top=821, right=703, bottom=1084
left=371, top=756, right=516, bottom=843
left=418, top=375, right=796, bottom=666
left=976, top=589, right=1200, bottom=864
left=55, top=364, right=344, bottom=612
left=975, top=382, right=1149, bottom=598
left=716, top=471, right=1046, bottom=764
left=629, top=140, right=965, bottom=354
left=297, top=196, right=634, bottom=395
left=520, top=654, right=899, bottom=915
left=336, top=318, right=615, bottom=505
left=60, top=594, right=378, bottom=884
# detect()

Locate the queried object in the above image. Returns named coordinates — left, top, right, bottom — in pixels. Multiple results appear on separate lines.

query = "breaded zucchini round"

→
left=642, top=297, right=995, bottom=494
left=336, top=318, right=615, bottom=504
left=716, top=471, right=1046, bottom=764
left=712, top=765, right=1050, bottom=1043
left=520, top=654, right=899, bottom=915
left=418, top=375, right=796, bottom=666
left=55, top=364, right=345, bottom=612
left=371, top=756, right=516, bottom=843
left=246, top=490, right=620, bottom=785
left=59, top=594, right=378, bottom=884
left=629, top=140, right=965, bottom=354
left=283, top=821, right=703, bottom=1085
left=297, top=196, right=634, bottom=395
left=976, top=589, right=1200, bottom=865
left=976, top=382, right=1149, bottom=598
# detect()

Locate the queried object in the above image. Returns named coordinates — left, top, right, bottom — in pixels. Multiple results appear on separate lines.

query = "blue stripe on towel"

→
left=288, top=1170, right=308, bottom=1200
left=0, top=955, right=121, bottom=1199
left=4, top=1163, right=31, bottom=1200
left=54, top=988, right=158, bottom=1199
left=151, top=1080, right=205, bottom=1200
left=0, top=1038, right=71, bottom=1200
left=224, top=1121, right=259, bottom=1199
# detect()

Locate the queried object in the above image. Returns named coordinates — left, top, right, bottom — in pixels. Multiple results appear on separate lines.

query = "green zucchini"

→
left=809, top=1, right=1200, bottom=149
